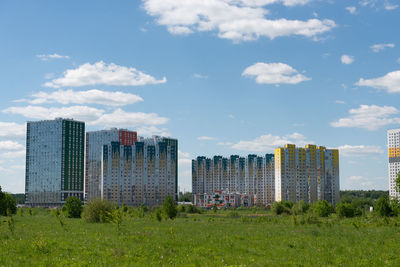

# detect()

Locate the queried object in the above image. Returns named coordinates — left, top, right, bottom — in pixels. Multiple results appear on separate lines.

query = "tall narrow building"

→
left=275, top=144, right=339, bottom=205
left=85, top=128, right=137, bottom=201
left=388, top=128, right=400, bottom=199
left=101, top=136, right=178, bottom=207
left=25, top=118, right=85, bottom=206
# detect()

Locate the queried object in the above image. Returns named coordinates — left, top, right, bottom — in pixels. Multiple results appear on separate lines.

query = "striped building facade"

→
left=388, top=129, right=400, bottom=199
left=192, top=154, right=275, bottom=206
left=275, top=144, right=339, bottom=205
left=101, top=136, right=178, bottom=207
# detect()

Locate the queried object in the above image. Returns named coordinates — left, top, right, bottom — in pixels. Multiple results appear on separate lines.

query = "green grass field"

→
left=1, top=209, right=400, bottom=266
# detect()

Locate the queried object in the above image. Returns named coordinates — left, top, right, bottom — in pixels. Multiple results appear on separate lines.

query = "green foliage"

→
left=212, top=204, right=217, bottom=213
left=336, top=203, right=355, bottom=218
left=154, top=208, right=162, bottom=222
left=396, top=173, right=400, bottom=193
left=271, top=201, right=292, bottom=215
left=18, top=208, right=24, bottom=217
left=10, top=194, right=25, bottom=204
left=162, top=196, right=177, bottom=219
left=292, top=200, right=310, bottom=215
left=51, top=209, right=66, bottom=229
left=0, top=189, right=17, bottom=216
left=63, top=197, right=83, bottom=218
left=7, top=216, right=15, bottom=234
left=82, top=199, right=114, bottom=223
left=375, top=197, right=392, bottom=217
left=312, top=200, right=334, bottom=217
left=120, top=204, right=128, bottom=213
left=107, top=209, right=123, bottom=233
left=178, top=192, right=192, bottom=202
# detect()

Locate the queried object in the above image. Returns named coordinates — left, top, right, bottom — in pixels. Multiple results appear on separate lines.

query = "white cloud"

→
left=23, top=89, right=143, bottom=107
left=330, top=104, right=400, bottom=130
left=90, top=108, right=168, bottom=128
left=346, top=6, right=357, bottom=14
left=0, top=150, right=26, bottom=159
left=197, top=136, right=217, bottom=141
left=217, top=142, right=234, bottom=146
left=143, top=0, right=335, bottom=42
left=0, top=122, right=26, bottom=138
left=370, top=43, right=395, bottom=52
left=341, top=54, right=355, bottom=64
left=335, top=100, right=345, bottom=104
left=337, top=145, right=384, bottom=157
left=4, top=105, right=169, bottom=132
left=232, top=132, right=313, bottom=152
left=4, top=105, right=104, bottom=122
left=384, top=3, right=398, bottom=10
left=356, top=70, right=400, bottom=93
left=193, top=73, right=208, bottom=79
left=0, top=141, right=24, bottom=151
left=242, top=62, right=311, bottom=85
left=178, top=150, right=192, bottom=166
left=43, top=61, right=166, bottom=88
left=37, top=53, right=70, bottom=61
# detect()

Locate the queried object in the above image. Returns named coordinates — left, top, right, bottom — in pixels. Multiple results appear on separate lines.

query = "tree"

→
left=162, top=196, right=177, bottom=219
left=0, top=186, right=17, bottom=216
left=63, top=197, right=83, bottom=218
left=375, top=197, right=392, bottom=217
left=271, top=201, right=291, bottom=215
left=395, top=173, right=400, bottom=194
left=82, top=199, right=114, bottom=223
left=312, top=200, right=334, bottom=217
left=292, top=200, right=310, bottom=215
left=336, top=203, right=355, bottom=218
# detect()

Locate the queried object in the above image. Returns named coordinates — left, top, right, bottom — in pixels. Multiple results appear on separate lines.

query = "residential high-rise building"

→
left=85, top=128, right=137, bottom=201
left=388, top=128, right=400, bottom=199
left=274, top=144, right=339, bottom=205
left=25, top=118, right=85, bottom=206
left=192, top=154, right=275, bottom=206
left=101, top=136, right=178, bottom=207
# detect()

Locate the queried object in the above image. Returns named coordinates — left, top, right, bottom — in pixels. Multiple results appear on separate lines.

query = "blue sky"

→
left=0, top=0, right=399, bottom=193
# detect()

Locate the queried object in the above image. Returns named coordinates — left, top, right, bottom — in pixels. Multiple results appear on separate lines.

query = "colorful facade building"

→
left=101, top=136, right=178, bottom=207
left=274, top=144, right=339, bottom=205
left=25, top=118, right=85, bottom=206
left=193, top=190, right=251, bottom=208
left=192, top=154, right=275, bottom=206
left=85, top=128, right=137, bottom=201
left=388, top=128, right=400, bottom=199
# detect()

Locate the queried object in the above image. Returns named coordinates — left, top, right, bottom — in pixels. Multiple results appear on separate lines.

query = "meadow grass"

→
left=1, top=209, right=400, bottom=266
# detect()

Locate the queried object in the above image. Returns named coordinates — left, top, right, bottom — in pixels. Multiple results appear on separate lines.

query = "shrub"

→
left=154, top=207, right=162, bottom=222
left=82, top=199, right=114, bottom=223
left=185, top=205, right=202, bottom=214
left=271, top=201, right=291, bottom=215
left=312, top=200, right=334, bottom=217
left=375, top=197, right=392, bottom=217
left=63, top=197, right=83, bottom=218
left=292, top=200, right=310, bottom=215
left=336, top=203, right=355, bottom=218
left=0, top=187, right=17, bottom=216
left=162, top=196, right=177, bottom=219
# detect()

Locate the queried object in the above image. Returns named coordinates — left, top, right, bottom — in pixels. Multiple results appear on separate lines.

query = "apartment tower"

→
left=388, top=129, right=400, bottom=199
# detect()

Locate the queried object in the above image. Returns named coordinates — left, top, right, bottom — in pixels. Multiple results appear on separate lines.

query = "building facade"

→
left=192, top=154, right=275, bottom=206
left=85, top=128, right=137, bottom=201
left=275, top=144, right=339, bottom=205
left=101, top=136, right=178, bottom=207
left=25, top=118, right=85, bottom=206
left=388, top=129, right=400, bottom=199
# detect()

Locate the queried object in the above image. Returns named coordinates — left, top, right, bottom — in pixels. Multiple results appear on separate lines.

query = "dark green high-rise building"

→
left=25, top=118, right=85, bottom=206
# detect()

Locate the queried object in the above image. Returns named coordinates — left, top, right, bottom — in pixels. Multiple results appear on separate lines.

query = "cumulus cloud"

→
left=370, top=43, right=395, bottom=52
left=0, top=150, right=26, bottom=159
left=384, top=3, right=398, bottom=10
left=178, top=150, right=192, bottom=166
left=0, top=122, right=26, bottom=138
left=231, top=132, right=313, bottom=152
left=143, top=0, right=335, bottom=42
left=242, top=62, right=311, bottom=85
left=356, top=70, right=400, bottom=93
left=337, top=145, right=384, bottom=157
left=197, top=136, right=217, bottom=141
left=330, top=104, right=400, bottom=130
left=0, top=141, right=24, bottom=151
left=22, top=89, right=143, bottom=107
left=346, top=6, right=357, bottom=14
left=193, top=73, right=208, bottom=79
left=37, top=53, right=70, bottom=61
left=341, top=54, right=354, bottom=64
left=44, top=61, right=166, bottom=88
